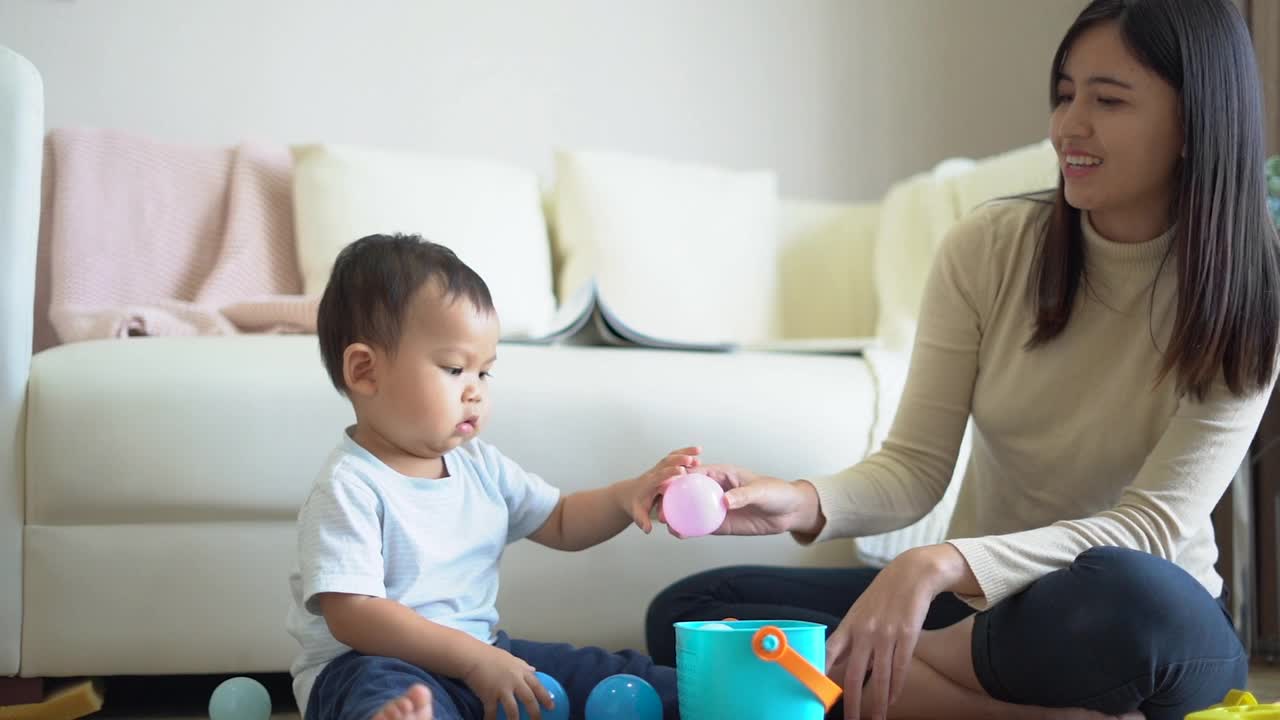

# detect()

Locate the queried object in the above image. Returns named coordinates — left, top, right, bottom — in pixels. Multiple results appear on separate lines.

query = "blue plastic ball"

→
left=496, top=671, right=569, bottom=720
left=585, top=674, right=662, bottom=720
left=208, top=677, right=272, bottom=720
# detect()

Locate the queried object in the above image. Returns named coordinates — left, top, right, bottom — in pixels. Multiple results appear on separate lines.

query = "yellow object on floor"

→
left=0, top=680, right=103, bottom=720
left=1186, top=689, right=1280, bottom=718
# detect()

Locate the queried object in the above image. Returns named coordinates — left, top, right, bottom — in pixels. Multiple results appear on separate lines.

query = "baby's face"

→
left=369, top=282, right=500, bottom=460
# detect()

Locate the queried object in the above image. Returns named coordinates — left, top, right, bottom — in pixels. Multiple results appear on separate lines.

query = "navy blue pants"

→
left=306, top=631, right=678, bottom=720
left=644, top=547, right=1246, bottom=720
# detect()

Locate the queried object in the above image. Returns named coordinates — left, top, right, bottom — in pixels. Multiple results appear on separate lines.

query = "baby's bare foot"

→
left=370, top=684, right=433, bottom=720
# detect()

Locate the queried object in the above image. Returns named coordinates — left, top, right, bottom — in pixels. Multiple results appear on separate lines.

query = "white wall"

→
left=0, top=0, right=1085, bottom=201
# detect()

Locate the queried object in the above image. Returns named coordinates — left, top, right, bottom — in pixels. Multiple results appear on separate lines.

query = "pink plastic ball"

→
left=662, top=472, right=727, bottom=537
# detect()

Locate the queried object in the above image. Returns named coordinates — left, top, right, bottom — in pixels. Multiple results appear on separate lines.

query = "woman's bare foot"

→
left=902, top=618, right=1145, bottom=720
left=1046, top=708, right=1143, bottom=720
left=371, top=684, right=433, bottom=720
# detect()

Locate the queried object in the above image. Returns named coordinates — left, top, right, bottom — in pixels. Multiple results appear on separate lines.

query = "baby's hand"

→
left=623, top=446, right=701, bottom=533
left=462, top=645, right=553, bottom=720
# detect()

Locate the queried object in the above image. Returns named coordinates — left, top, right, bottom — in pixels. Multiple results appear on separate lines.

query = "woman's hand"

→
left=461, top=644, right=555, bottom=720
left=826, top=544, right=968, bottom=720
left=679, top=464, right=823, bottom=537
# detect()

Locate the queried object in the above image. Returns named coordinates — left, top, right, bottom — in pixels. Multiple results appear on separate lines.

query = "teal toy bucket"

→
left=674, top=620, right=842, bottom=720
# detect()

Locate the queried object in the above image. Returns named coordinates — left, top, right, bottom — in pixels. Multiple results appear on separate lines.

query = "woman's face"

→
left=1051, top=22, right=1183, bottom=239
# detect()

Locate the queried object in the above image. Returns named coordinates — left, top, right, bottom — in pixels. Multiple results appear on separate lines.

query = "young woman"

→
left=646, top=1, right=1280, bottom=719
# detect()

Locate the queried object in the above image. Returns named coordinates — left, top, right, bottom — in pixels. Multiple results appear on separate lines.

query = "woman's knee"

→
left=644, top=565, right=757, bottom=664
left=1063, top=547, right=1239, bottom=658
left=646, top=565, right=752, bottom=625
left=1072, top=547, right=1201, bottom=616
left=977, top=547, right=1244, bottom=712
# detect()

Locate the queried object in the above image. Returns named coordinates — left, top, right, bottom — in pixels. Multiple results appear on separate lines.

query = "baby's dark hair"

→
left=317, top=233, right=494, bottom=394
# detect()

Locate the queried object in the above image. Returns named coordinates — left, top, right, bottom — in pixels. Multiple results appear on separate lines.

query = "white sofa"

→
left=0, top=46, right=1061, bottom=680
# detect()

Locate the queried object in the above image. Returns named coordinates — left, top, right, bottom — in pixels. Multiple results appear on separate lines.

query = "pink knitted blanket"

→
left=36, top=128, right=319, bottom=350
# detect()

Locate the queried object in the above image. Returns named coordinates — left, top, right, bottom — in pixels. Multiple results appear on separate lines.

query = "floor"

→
left=96, top=674, right=299, bottom=720
left=1250, top=662, right=1280, bottom=701
left=83, top=664, right=1280, bottom=719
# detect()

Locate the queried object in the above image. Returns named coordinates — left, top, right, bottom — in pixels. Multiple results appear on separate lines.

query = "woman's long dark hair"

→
left=1029, top=0, right=1280, bottom=400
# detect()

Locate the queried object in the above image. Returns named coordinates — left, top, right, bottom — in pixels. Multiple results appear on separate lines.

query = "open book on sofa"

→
left=524, top=278, right=877, bottom=354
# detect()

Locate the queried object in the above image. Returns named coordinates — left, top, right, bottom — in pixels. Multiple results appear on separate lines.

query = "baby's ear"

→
left=342, top=343, right=378, bottom=397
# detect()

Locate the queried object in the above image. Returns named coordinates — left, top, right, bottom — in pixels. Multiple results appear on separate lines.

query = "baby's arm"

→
left=319, top=592, right=492, bottom=676
left=319, top=593, right=553, bottom=719
left=529, top=447, right=699, bottom=551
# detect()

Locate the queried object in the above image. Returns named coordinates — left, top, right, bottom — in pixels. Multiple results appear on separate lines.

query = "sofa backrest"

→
left=775, top=200, right=880, bottom=339
left=872, top=140, right=1060, bottom=351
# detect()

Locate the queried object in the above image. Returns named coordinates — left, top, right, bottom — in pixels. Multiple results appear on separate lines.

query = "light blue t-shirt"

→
left=286, top=430, right=561, bottom=716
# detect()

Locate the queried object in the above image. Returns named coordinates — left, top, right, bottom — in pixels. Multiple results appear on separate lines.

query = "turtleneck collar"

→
left=1081, top=211, right=1175, bottom=279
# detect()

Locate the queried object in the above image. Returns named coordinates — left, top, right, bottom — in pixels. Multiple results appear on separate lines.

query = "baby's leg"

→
left=307, top=652, right=471, bottom=720
left=370, top=684, right=433, bottom=720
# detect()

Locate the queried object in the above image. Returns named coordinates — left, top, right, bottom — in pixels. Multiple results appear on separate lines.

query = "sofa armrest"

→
left=0, top=45, right=44, bottom=677
left=776, top=201, right=880, bottom=339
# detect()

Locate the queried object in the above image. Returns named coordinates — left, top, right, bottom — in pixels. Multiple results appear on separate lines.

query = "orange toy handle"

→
left=752, top=626, right=843, bottom=711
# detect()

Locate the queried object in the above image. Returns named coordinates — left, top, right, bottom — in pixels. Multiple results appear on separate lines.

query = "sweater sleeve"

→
left=804, top=209, right=993, bottom=543
left=948, top=371, right=1275, bottom=610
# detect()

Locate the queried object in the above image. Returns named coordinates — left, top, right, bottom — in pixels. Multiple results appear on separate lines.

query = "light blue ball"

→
left=496, top=671, right=569, bottom=720
left=585, top=674, right=662, bottom=720
left=208, top=677, right=272, bottom=720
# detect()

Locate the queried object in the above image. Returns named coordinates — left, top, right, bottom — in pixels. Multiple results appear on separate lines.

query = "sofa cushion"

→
left=872, top=139, right=1058, bottom=350
left=23, top=336, right=881, bottom=671
left=25, top=337, right=879, bottom=525
left=553, top=149, right=779, bottom=345
left=291, top=143, right=557, bottom=339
